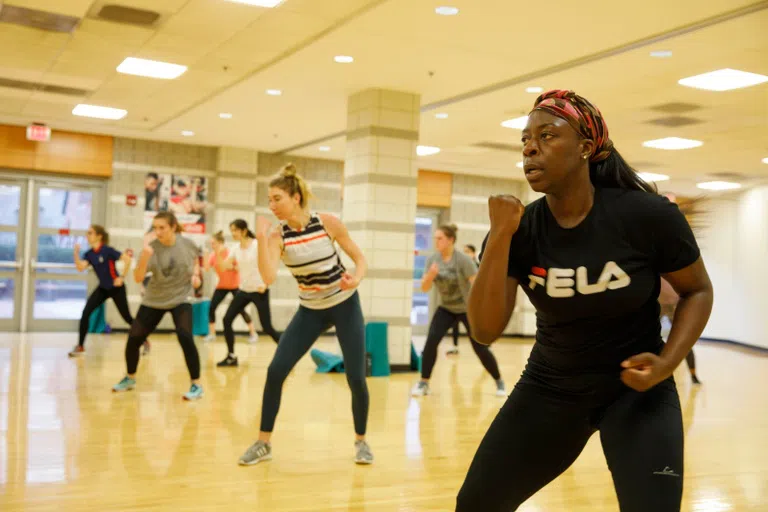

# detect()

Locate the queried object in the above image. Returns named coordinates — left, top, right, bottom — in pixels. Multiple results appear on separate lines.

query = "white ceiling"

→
left=0, top=0, right=766, bottom=195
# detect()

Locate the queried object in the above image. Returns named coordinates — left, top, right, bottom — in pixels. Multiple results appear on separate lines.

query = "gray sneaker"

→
left=354, top=440, right=374, bottom=465
left=238, top=440, right=272, bottom=466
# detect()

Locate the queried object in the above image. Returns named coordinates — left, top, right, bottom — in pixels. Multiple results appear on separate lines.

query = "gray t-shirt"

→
left=426, top=251, right=478, bottom=313
left=143, top=236, right=200, bottom=309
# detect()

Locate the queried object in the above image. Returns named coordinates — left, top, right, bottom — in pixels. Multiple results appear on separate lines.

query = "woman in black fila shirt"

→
left=456, top=90, right=713, bottom=512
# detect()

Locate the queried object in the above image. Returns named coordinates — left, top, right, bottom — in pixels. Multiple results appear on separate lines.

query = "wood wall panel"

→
left=0, top=125, right=113, bottom=178
left=417, top=169, right=452, bottom=207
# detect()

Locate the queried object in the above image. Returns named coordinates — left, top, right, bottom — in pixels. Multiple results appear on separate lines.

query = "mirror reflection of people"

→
left=70, top=225, right=149, bottom=357
left=112, top=212, right=204, bottom=401
left=144, top=173, right=159, bottom=212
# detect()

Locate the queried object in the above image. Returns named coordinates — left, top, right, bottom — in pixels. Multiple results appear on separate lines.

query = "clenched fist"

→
left=488, top=194, right=525, bottom=238
left=255, top=216, right=272, bottom=239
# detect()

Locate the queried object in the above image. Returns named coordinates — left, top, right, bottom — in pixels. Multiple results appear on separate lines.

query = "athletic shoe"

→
left=238, top=440, right=272, bottom=466
left=248, top=333, right=258, bottom=344
left=446, top=348, right=459, bottom=355
left=354, top=440, right=374, bottom=465
left=691, top=374, right=702, bottom=385
left=411, top=381, right=430, bottom=397
left=204, top=333, right=216, bottom=343
left=183, top=383, right=203, bottom=401
left=217, top=355, right=238, bottom=367
left=68, top=345, right=85, bottom=357
left=142, top=340, right=151, bottom=355
left=495, top=379, right=507, bottom=397
left=112, top=376, right=136, bottom=392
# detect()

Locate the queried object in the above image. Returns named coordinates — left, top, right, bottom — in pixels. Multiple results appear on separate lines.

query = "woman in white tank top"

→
left=237, top=163, right=374, bottom=467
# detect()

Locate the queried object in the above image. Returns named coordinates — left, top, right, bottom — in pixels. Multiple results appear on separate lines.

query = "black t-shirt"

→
left=480, top=187, right=700, bottom=398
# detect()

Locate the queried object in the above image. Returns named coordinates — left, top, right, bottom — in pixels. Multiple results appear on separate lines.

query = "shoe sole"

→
left=183, top=393, right=203, bottom=401
left=112, top=386, right=135, bottom=393
left=355, top=458, right=374, bottom=465
left=238, top=454, right=272, bottom=466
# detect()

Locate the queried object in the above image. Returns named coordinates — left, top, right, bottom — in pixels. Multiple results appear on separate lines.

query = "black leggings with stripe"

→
left=456, top=378, right=684, bottom=511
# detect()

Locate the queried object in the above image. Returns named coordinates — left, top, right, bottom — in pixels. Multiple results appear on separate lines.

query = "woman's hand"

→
left=339, top=272, right=359, bottom=290
left=620, top=353, right=674, bottom=392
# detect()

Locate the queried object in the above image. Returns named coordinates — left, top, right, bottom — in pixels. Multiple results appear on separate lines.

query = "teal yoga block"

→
left=192, top=299, right=210, bottom=336
left=311, top=349, right=345, bottom=373
left=365, top=322, right=390, bottom=377
left=88, top=303, right=106, bottom=333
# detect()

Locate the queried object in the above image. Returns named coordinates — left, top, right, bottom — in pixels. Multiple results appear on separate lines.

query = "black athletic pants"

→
left=125, top=304, right=200, bottom=380
left=421, top=307, right=501, bottom=380
left=223, top=289, right=281, bottom=352
left=260, top=292, right=369, bottom=435
left=209, top=288, right=252, bottom=324
left=456, top=378, right=684, bottom=511
left=78, top=286, right=133, bottom=347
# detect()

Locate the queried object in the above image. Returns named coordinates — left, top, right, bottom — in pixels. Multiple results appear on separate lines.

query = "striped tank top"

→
left=280, top=213, right=355, bottom=310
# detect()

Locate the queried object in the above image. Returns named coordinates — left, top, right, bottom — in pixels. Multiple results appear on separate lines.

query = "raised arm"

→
left=73, top=244, right=89, bottom=272
left=134, top=245, right=153, bottom=283
left=255, top=216, right=283, bottom=286
left=467, top=195, right=525, bottom=345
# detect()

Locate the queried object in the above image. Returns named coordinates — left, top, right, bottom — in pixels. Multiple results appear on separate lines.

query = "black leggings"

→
left=223, top=289, right=281, bottom=352
left=209, top=288, right=252, bottom=325
left=456, top=379, right=684, bottom=511
left=79, top=286, right=133, bottom=348
left=125, top=304, right=200, bottom=380
left=421, top=307, right=501, bottom=380
left=260, top=292, right=369, bottom=435
left=451, top=320, right=460, bottom=346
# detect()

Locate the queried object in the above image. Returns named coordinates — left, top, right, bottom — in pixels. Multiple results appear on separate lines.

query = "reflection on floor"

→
left=0, top=332, right=765, bottom=511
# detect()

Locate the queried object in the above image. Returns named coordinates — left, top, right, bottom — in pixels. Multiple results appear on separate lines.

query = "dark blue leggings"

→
left=260, top=292, right=369, bottom=435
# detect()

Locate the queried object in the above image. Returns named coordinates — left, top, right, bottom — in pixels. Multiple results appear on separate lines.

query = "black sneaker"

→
left=217, top=355, right=238, bottom=367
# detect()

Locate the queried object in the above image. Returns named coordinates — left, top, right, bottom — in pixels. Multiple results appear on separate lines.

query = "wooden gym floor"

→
left=0, top=332, right=765, bottom=511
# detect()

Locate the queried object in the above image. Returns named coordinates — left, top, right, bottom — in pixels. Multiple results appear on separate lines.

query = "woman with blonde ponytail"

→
left=237, top=163, right=374, bottom=467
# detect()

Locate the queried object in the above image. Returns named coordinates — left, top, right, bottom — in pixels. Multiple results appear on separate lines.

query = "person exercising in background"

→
left=446, top=244, right=480, bottom=356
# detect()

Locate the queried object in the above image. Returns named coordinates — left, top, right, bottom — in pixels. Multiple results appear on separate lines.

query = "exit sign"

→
left=26, top=124, right=51, bottom=142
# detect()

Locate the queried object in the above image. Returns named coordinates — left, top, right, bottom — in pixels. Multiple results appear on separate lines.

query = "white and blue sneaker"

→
left=183, top=383, right=204, bottom=401
left=112, top=376, right=136, bottom=393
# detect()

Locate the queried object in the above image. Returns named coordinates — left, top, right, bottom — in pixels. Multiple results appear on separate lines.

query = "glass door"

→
left=0, top=179, right=27, bottom=331
left=26, top=181, right=104, bottom=332
left=410, top=208, right=441, bottom=335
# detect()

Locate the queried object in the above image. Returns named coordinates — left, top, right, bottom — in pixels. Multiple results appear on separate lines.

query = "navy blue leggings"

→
left=260, top=292, right=369, bottom=435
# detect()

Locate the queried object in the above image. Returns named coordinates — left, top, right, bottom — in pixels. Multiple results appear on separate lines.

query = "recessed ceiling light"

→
left=72, top=104, right=127, bottom=120
left=318, top=146, right=331, bottom=152
left=697, top=181, right=742, bottom=191
left=678, top=68, right=768, bottom=91
left=266, top=89, right=282, bottom=96
left=642, top=137, right=703, bottom=150
left=181, top=130, right=194, bottom=137
left=334, top=55, right=354, bottom=63
left=435, top=6, right=459, bottom=15
left=637, top=172, right=670, bottom=182
left=417, top=145, right=441, bottom=156
left=516, top=161, right=524, bottom=168
left=435, top=113, right=448, bottom=119
left=650, top=50, right=673, bottom=58
left=762, top=157, right=768, bottom=164
left=226, top=0, right=284, bottom=6
left=501, top=116, right=528, bottom=129
left=526, top=87, right=544, bottom=93
left=116, top=57, right=187, bottom=80
left=219, top=113, right=233, bottom=119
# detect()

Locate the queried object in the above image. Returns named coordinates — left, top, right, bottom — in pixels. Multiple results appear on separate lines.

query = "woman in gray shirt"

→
left=112, top=211, right=204, bottom=401
left=412, top=224, right=506, bottom=398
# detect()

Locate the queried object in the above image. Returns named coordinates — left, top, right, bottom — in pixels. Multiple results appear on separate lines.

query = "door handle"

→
left=0, top=260, right=22, bottom=269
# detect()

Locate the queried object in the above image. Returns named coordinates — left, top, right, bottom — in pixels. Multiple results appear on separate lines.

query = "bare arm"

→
left=320, top=214, right=367, bottom=283
left=658, top=258, right=713, bottom=371
left=133, top=247, right=153, bottom=283
left=467, top=234, right=519, bottom=345
left=421, top=263, right=438, bottom=292
left=255, top=217, right=282, bottom=286
left=73, top=244, right=89, bottom=272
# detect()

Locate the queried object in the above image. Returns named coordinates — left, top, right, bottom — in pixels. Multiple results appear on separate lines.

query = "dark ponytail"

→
left=589, top=149, right=657, bottom=194
left=230, top=218, right=255, bottom=239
